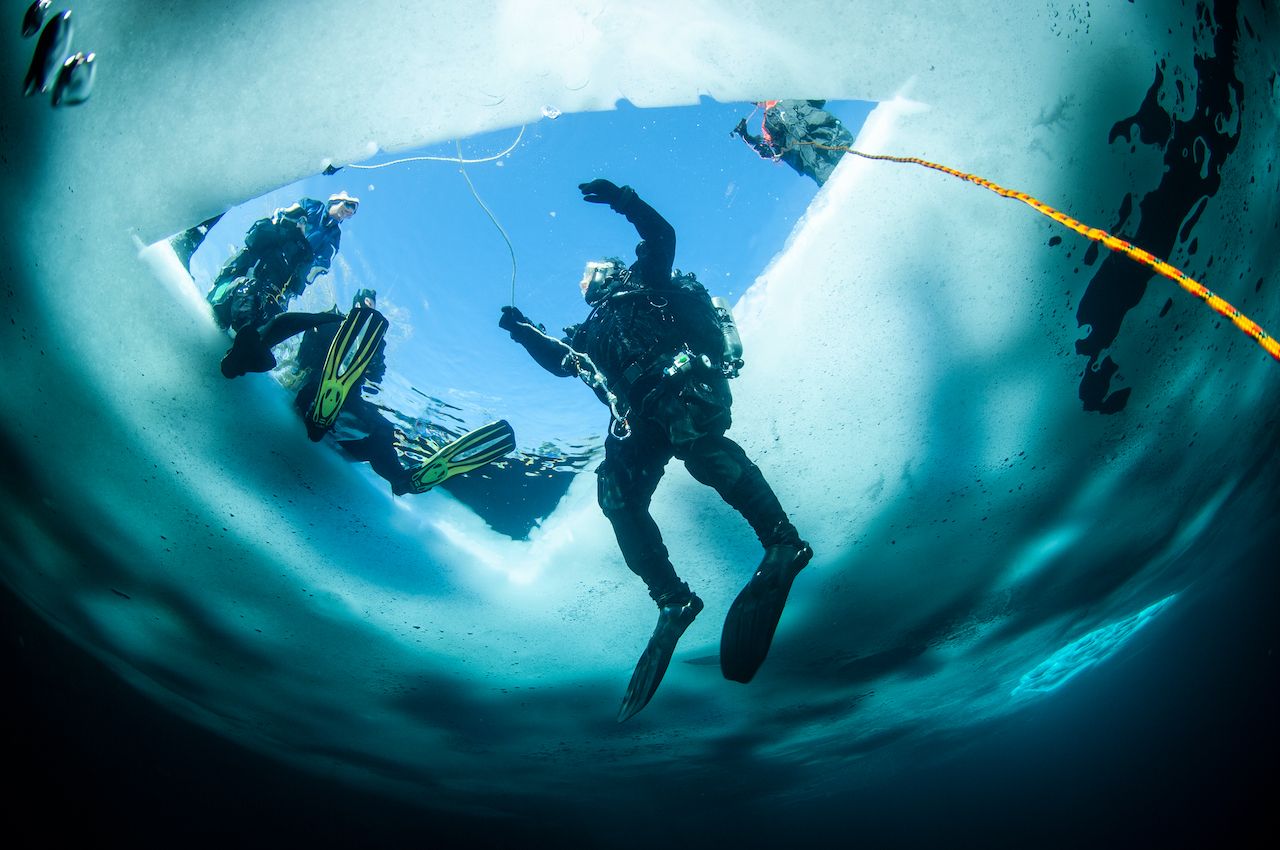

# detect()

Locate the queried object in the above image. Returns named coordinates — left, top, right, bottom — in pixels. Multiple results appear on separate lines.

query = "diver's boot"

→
left=617, top=590, right=705, bottom=723
left=219, top=325, right=276, bottom=378
left=720, top=529, right=813, bottom=684
left=716, top=463, right=812, bottom=680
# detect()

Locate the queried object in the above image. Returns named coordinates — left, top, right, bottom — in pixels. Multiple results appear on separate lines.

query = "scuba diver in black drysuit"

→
left=499, top=179, right=812, bottom=721
left=220, top=288, right=412, bottom=494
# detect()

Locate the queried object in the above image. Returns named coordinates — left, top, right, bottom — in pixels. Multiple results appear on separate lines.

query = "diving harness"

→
left=557, top=268, right=746, bottom=441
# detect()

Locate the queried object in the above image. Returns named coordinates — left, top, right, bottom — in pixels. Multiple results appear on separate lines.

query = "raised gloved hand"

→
left=578, top=179, right=623, bottom=205
left=305, top=266, right=325, bottom=284
left=731, top=118, right=747, bottom=138
left=499, top=304, right=528, bottom=332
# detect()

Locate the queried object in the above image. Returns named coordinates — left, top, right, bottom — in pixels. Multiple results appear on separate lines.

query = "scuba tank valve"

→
left=664, top=349, right=694, bottom=378
left=663, top=347, right=713, bottom=379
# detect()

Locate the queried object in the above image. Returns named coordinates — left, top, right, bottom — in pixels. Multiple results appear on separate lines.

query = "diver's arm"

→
left=308, top=213, right=341, bottom=274
left=745, top=134, right=782, bottom=159
left=733, top=116, right=773, bottom=155
left=309, top=231, right=338, bottom=274
left=612, top=189, right=675, bottom=261
left=624, top=191, right=676, bottom=286
left=578, top=179, right=676, bottom=260
left=580, top=181, right=677, bottom=287
left=736, top=124, right=782, bottom=160
left=500, top=306, right=577, bottom=377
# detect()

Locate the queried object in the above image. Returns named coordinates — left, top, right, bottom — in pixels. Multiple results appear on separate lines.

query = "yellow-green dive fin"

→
left=305, top=306, right=389, bottom=441
left=407, top=420, right=516, bottom=494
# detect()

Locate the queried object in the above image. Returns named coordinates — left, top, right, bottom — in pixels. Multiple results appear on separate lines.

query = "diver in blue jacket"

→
left=206, top=192, right=359, bottom=332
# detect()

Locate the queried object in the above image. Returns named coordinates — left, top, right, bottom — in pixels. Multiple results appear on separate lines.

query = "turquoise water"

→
left=3, top=2, right=1277, bottom=847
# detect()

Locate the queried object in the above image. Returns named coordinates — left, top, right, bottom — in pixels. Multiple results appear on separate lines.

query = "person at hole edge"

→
left=220, top=287, right=413, bottom=495
left=291, top=288, right=419, bottom=494
left=731, top=100, right=853, bottom=186
left=499, top=179, right=812, bottom=721
left=206, top=191, right=360, bottom=333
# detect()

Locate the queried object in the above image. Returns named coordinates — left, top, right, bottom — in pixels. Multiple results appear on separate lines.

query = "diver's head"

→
left=327, top=191, right=360, bottom=221
left=580, top=258, right=626, bottom=304
left=352, top=288, right=376, bottom=310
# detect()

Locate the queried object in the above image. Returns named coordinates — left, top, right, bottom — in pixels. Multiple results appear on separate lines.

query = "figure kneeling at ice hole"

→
left=221, top=288, right=514, bottom=496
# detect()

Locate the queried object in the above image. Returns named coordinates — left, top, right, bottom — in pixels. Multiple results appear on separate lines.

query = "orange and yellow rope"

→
left=806, top=142, right=1279, bottom=363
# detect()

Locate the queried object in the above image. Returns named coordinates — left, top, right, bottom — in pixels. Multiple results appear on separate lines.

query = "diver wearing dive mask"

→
left=499, top=179, right=811, bottom=722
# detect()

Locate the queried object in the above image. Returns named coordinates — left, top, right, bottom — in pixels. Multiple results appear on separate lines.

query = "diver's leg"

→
left=340, top=400, right=410, bottom=493
left=688, top=437, right=812, bottom=683
left=601, top=422, right=711, bottom=721
left=221, top=304, right=338, bottom=379
left=220, top=290, right=280, bottom=379
left=597, top=428, right=687, bottom=604
left=257, top=310, right=343, bottom=349
left=665, top=384, right=811, bottom=684
left=682, top=437, right=802, bottom=549
left=602, top=424, right=705, bottom=722
left=660, top=374, right=801, bottom=548
left=293, top=380, right=318, bottom=419
left=220, top=323, right=273, bottom=378
left=697, top=438, right=811, bottom=683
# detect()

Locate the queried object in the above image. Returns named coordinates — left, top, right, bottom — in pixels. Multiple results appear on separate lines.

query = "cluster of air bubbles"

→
left=21, top=1, right=96, bottom=107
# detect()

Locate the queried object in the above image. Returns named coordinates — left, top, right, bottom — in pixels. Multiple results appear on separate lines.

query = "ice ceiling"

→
left=2, top=0, right=1277, bottom=841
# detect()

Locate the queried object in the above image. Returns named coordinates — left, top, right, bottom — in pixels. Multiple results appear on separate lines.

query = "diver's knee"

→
left=596, top=464, right=628, bottom=516
left=598, top=478, right=648, bottom=518
left=596, top=458, right=661, bottom=517
left=681, top=437, right=751, bottom=488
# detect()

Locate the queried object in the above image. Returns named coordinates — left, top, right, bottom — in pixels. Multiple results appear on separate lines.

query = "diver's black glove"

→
left=731, top=118, right=747, bottom=138
left=580, top=179, right=637, bottom=213
left=578, top=179, right=623, bottom=205
left=499, top=305, right=528, bottom=333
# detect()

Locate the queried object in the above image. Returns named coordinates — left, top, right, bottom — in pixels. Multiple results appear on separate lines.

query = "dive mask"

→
left=580, top=259, right=626, bottom=304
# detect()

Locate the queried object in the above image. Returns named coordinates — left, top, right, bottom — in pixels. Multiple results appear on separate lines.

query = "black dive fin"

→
left=405, top=420, right=516, bottom=494
left=220, top=326, right=275, bottom=378
left=719, top=542, right=813, bottom=684
left=305, top=306, right=388, bottom=441
left=617, top=594, right=704, bottom=723
left=221, top=311, right=346, bottom=379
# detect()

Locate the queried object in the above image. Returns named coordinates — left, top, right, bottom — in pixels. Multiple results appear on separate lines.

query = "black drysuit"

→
left=505, top=187, right=800, bottom=606
left=208, top=215, right=316, bottom=332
